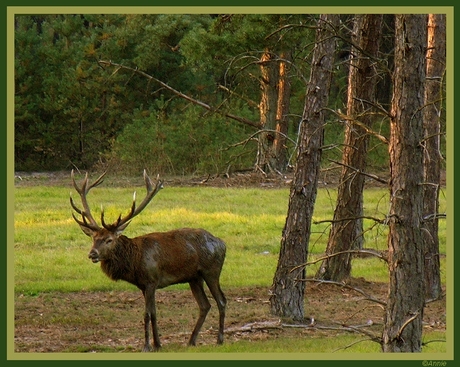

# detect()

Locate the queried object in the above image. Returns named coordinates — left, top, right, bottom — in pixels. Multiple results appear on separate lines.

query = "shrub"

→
left=109, top=105, right=255, bottom=175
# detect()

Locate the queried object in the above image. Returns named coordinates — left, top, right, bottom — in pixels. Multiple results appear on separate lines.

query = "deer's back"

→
left=136, top=228, right=226, bottom=288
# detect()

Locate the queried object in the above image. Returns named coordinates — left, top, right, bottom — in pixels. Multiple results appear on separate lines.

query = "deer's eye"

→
left=105, top=238, right=114, bottom=245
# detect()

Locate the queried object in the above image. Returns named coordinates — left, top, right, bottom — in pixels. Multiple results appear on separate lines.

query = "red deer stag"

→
left=70, top=170, right=226, bottom=351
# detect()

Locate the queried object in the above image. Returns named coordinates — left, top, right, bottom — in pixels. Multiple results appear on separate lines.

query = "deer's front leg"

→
left=142, top=311, right=153, bottom=352
left=143, top=286, right=161, bottom=352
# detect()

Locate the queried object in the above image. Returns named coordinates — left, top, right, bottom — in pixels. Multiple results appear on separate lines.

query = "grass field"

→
left=12, top=175, right=448, bottom=355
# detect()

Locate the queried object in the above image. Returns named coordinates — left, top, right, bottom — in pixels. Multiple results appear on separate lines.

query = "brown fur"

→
left=85, top=227, right=227, bottom=352
left=71, top=171, right=226, bottom=352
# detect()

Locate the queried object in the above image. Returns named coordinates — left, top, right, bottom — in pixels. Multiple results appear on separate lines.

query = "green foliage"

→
left=109, top=104, right=256, bottom=175
left=322, top=115, right=391, bottom=170
left=15, top=14, right=133, bottom=170
left=14, top=14, right=263, bottom=172
left=14, top=14, right=445, bottom=174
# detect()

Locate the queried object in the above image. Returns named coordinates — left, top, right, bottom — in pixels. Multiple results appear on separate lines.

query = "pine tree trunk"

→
left=317, top=14, right=383, bottom=281
left=257, top=49, right=292, bottom=174
left=423, top=14, right=445, bottom=301
left=257, top=50, right=279, bottom=173
left=382, top=14, right=427, bottom=353
left=273, top=50, right=292, bottom=172
left=270, top=14, right=338, bottom=321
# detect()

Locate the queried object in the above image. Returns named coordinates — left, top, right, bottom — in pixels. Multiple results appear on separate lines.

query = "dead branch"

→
left=352, top=97, right=392, bottom=120
left=332, top=338, right=378, bottom=352
left=352, top=117, right=390, bottom=144
left=314, top=215, right=387, bottom=225
left=298, top=278, right=387, bottom=306
left=292, top=249, right=388, bottom=272
left=226, top=319, right=385, bottom=348
left=264, top=23, right=318, bottom=40
left=199, top=174, right=211, bottom=184
left=330, top=108, right=390, bottom=144
left=396, top=311, right=421, bottom=340
left=283, top=321, right=382, bottom=344
left=218, top=84, right=259, bottom=108
left=422, top=339, right=446, bottom=346
left=99, top=60, right=261, bottom=129
left=226, top=129, right=297, bottom=151
left=423, top=212, right=447, bottom=221
left=342, top=323, right=381, bottom=341
left=225, top=320, right=283, bottom=334
left=328, top=159, right=388, bottom=185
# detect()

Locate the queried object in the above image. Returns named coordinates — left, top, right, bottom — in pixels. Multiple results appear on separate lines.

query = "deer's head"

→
left=70, top=170, right=163, bottom=263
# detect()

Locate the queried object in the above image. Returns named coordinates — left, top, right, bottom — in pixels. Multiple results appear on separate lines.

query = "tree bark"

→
left=316, top=14, right=383, bottom=282
left=270, top=14, right=339, bottom=321
left=257, top=50, right=279, bottom=173
left=257, top=49, right=292, bottom=174
left=274, top=50, right=292, bottom=172
left=382, top=14, right=427, bottom=353
left=423, top=13, right=445, bottom=301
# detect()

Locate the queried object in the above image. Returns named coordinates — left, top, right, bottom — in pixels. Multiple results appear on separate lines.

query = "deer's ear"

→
left=79, top=225, right=96, bottom=237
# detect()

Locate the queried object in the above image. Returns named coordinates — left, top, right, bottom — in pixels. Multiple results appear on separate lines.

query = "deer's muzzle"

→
left=88, top=249, right=100, bottom=263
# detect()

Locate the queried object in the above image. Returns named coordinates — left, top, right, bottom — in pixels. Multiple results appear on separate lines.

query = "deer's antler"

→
left=70, top=170, right=106, bottom=231
left=101, top=170, right=163, bottom=231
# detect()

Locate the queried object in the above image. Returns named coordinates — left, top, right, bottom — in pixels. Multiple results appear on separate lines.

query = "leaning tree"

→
left=270, top=14, right=339, bottom=321
left=316, top=14, right=384, bottom=282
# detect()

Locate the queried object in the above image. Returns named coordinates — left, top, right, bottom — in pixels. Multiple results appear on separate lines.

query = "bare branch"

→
left=332, top=338, right=379, bottom=352
left=310, top=249, right=388, bottom=264
left=328, top=159, right=388, bottom=185
left=352, top=97, right=391, bottom=119
left=423, top=213, right=446, bottom=221
left=297, top=278, right=387, bottom=306
left=396, top=311, right=421, bottom=339
left=314, top=215, right=387, bottom=225
left=223, top=129, right=297, bottom=153
left=218, top=84, right=259, bottom=108
left=329, top=108, right=390, bottom=144
left=422, top=339, right=446, bottom=346
left=283, top=322, right=382, bottom=345
left=99, top=60, right=261, bottom=129
left=264, top=23, right=318, bottom=40
left=225, top=320, right=282, bottom=334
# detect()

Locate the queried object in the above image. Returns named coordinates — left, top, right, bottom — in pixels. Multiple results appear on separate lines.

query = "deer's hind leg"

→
left=204, top=277, right=226, bottom=344
left=188, top=278, right=211, bottom=346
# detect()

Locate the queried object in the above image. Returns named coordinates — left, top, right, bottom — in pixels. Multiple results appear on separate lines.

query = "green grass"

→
left=14, top=185, right=447, bottom=294
left=14, top=186, right=288, bottom=293
left=12, top=183, right=448, bottom=354
left=174, top=334, right=384, bottom=353
left=149, top=331, right=447, bottom=354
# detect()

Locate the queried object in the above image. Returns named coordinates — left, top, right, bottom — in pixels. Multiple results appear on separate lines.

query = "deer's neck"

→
left=100, top=235, right=145, bottom=288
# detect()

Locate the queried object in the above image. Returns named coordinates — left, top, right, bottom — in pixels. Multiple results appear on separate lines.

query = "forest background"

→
left=10, top=9, right=451, bottom=356
left=15, top=13, right=424, bottom=176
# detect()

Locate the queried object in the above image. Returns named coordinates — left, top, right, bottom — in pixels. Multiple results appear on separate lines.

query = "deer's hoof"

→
left=142, top=344, right=153, bottom=352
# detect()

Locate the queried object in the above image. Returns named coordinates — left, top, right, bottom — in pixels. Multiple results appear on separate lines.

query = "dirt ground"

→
left=14, top=168, right=392, bottom=189
left=14, top=279, right=446, bottom=353
left=13, top=170, right=447, bottom=353
left=14, top=166, right=447, bottom=189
